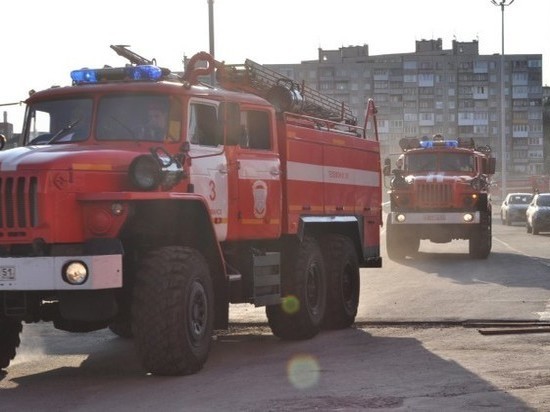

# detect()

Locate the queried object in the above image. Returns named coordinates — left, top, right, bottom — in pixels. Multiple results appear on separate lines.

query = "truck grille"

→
left=0, top=176, right=39, bottom=231
left=416, top=182, right=453, bottom=208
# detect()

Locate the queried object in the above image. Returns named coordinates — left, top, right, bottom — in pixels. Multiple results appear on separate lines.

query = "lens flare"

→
left=287, top=354, right=320, bottom=389
left=281, top=295, right=300, bottom=314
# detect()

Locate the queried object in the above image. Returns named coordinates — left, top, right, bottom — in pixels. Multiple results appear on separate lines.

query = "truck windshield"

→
left=96, top=94, right=181, bottom=142
left=25, top=95, right=182, bottom=145
left=26, top=98, right=93, bottom=145
left=406, top=153, right=474, bottom=172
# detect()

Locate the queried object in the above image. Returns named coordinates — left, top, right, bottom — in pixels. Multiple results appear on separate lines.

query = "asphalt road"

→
left=1, top=212, right=549, bottom=411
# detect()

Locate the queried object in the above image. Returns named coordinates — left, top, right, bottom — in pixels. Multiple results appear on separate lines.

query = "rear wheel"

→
left=0, top=319, right=22, bottom=369
left=320, top=235, right=360, bottom=329
left=266, top=236, right=327, bottom=340
left=132, top=246, right=213, bottom=376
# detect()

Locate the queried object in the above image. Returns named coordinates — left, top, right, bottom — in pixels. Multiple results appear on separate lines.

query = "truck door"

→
left=187, top=99, right=229, bottom=241
left=222, top=102, right=281, bottom=240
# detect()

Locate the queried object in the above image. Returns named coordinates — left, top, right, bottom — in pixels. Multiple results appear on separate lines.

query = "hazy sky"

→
left=2, top=0, right=549, bottom=130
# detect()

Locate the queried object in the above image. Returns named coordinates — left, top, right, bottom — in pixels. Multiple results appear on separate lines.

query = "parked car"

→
left=500, top=192, right=533, bottom=225
left=526, top=193, right=550, bottom=235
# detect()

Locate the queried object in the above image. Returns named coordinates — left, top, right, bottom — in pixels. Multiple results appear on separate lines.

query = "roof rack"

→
left=217, top=59, right=357, bottom=125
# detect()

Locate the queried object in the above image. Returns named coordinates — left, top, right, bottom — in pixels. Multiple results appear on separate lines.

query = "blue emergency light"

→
left=420, top=139, right=458, bottom=149
left=70, top=65, right=163, bottom=84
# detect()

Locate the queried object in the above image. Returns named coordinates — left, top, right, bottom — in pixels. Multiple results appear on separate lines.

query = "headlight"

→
left=62, top=261, right=89, bottom=285
left=129, top=152, right=184, bottom=191
left=396, top=213, right=406, bottom=223
left=129, top=155, right=161, bottom=190
left=463, top=213, right=474, bottom=223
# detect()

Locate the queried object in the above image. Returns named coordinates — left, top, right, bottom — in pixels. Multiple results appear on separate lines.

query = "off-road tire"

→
left=469, top=210, right=492, bottom=259
left=266, top=236, right=327, bottom=340
left=0, top=319, right=22, bottom=369
left=386, top=214, right=419, bottom=260
left=320, top=234, right=360, bottom=329
left=132, top=246, right=213, bottom=376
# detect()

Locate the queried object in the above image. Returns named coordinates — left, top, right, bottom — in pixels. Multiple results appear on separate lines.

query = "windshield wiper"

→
left=48, top=119, right=81, bottom=144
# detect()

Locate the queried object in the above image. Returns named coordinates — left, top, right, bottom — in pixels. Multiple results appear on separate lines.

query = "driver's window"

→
left=189, top=103, right=220, bottom=146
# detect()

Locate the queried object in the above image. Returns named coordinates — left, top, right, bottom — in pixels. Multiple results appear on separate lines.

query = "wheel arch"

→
left=297, top=216, right=364, bottom=265
left=119, top=198, right=228, bottom=329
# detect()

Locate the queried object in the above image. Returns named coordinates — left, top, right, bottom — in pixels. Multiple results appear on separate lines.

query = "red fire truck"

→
left=384, top=135, right=495, bottom=260
left=0, top=46, right=382, bottom=375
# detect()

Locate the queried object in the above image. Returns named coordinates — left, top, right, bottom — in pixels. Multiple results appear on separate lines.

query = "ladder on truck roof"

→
left=108, top=45, right=357, bottom=125
left=217, top=59, right=357, bottom=125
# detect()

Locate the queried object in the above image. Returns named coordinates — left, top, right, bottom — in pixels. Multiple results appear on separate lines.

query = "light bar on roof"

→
left=420, top=140, right=458, bottom=149
left=70, top=65, right=163, bottom=84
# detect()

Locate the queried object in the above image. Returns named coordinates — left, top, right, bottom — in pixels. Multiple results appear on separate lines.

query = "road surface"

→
left=1, top=214, right=549, bottom=411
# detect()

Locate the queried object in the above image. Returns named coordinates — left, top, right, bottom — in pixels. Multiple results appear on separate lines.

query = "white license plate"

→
left=0, top=266, right=16, bottom=281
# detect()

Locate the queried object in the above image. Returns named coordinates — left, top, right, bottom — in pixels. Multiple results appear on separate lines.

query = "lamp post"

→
left=491, top=0, right=514, bottom=199
left=207, top=0, right=215, bottom=85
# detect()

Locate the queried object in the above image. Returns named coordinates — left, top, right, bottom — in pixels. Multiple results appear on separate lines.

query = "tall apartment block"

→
left=267, top=39, right=544, bottom=177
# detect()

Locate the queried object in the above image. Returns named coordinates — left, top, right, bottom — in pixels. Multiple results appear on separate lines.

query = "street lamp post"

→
left=207, top=0, right=215, bottom=85
left=491, top=0, right=515, bottom=199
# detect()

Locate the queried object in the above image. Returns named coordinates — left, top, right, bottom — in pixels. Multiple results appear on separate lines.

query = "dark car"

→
left=500, top=192, right=533, bottom=225
left=526, top=193, right=550, bottom=235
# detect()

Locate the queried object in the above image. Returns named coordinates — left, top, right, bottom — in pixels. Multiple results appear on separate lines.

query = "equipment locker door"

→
left=223, top=104, right=281, bottom=240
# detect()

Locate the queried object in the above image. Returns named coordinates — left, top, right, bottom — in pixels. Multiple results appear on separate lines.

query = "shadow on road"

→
left=389, top=250, right=550, bottom=291
left=0, top=325, right=535, bottom=411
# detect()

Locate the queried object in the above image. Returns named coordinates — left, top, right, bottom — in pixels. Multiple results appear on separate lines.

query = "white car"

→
left=526, top=193, right=550, bottom=235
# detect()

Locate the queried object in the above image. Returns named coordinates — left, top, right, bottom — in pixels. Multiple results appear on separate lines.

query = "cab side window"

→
left=242, top=110, right=271, bottom=150
left=189, top=103, right=221, bottom=146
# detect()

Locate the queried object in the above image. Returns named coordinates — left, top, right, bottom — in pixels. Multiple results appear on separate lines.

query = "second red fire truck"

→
left=384, top=135, right=495, bottom=260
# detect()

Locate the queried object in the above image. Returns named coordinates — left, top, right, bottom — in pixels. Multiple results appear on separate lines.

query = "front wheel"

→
left=266, top=236, right=327, bottom=340
left=469, top=211, right=492, bottom=259
left=386, top=214, right=419, bottom=260
left=0, top=319, right=22, bottom=369
left=132, top=246, right=214, bottom=376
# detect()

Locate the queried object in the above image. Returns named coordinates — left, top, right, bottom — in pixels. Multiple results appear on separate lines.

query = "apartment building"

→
left=267, top=38, right=544, bottom=176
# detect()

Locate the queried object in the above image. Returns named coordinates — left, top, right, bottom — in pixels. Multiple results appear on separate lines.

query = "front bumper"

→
left=0, top=254, right=122, bottom=291
left=389, top=211, right=480, bottom=225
